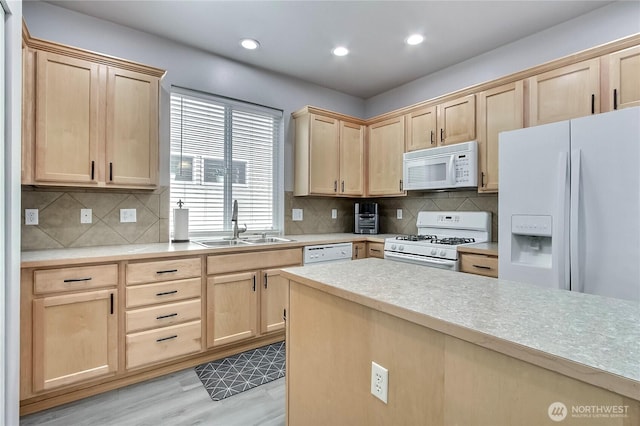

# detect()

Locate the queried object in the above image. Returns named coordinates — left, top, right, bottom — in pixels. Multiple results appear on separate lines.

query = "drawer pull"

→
left=472, top=264, right=492, bottom=270
left=156, top=313, right=178, bottom=320
left=63, top=277, right=92, bottom=283
left=156, top=269, right=178, bottom=274
left=156, top=335, right=178, bottom=343
left=370, top=248, right=381, bottom=253
left=156, top=290, right=178, bottom=296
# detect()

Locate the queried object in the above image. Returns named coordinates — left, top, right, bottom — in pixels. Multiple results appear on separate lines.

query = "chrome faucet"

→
left=231, top=200, right=247, bottom=239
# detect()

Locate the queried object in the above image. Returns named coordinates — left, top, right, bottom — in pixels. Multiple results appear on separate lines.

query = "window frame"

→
left=169, top=87, right=284, bottom=238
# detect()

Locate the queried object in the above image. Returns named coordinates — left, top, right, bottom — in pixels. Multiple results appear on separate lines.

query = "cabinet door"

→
left=367, top=242, right=384, bottom=259
left=309, top=114, right=340, bottom=194
left=339, top=121, right=364, bottom=195
left=406, top=106, right=436, bottom=151
left=528, top=59, right=600, bottom=126
left=261, top=268, right=289, bottom=334
left=437, top=94, right=475, bottom=145
left=606, top=45, right=640, bottom=111
left=105, top=67, right=159, bottom=187
left=206, top=272, right=257, bottom=348
left=352, top=242, right=366, bottom=260
left=35, top=51, right=100, bottom=184
left=32, top=289, right=117, bottom=392
left=368, top=116, right=406, bottom=196
left=477, top=81, right=524, bottom=193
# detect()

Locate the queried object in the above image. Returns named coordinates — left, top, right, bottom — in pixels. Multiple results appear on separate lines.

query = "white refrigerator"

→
left=498, top=107, right=640, bottom=302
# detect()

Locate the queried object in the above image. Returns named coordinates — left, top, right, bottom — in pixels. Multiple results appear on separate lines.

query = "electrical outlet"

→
left=397, top=209, right=403, bottom=220
left=331, top=208, right=337, bottom=219
left=80, top=209, right=92, bottom=224
left=120, top=209, right=137, bottom=223
left=25, top=209, right=39, bottom=225
left=371, top=361, right=388, bottom=404
left=292, top=208, right=303, bottom=221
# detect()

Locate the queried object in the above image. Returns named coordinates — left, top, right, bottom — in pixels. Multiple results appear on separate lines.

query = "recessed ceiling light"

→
left=241, top=39, right=260, bottom=50
left=406, top=34, right=424, bottom=46
left=332, top=46, right=349, bottom=57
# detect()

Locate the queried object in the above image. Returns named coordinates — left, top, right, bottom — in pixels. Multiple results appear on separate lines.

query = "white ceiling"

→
left=46, top=0, right=613, bottom=99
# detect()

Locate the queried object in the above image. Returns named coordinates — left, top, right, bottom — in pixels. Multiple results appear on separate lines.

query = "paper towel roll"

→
left=173, top=208, right=189, bottom=242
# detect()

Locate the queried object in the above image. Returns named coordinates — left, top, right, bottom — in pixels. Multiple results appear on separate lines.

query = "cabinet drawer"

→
left=34, top=264, right=118, bottom=294
left=126, top=320, right=201, bottom=370
left=127, top=257, right=201, bottom=285
left=367, top=243, right=384, bottom=259
left=126, top=277, right=201, bottom=308
left=207, top=248, right=302, bottom=275
left=460, top=253, right=498, bottom=278
left=126, top=299, right=201, bottom=333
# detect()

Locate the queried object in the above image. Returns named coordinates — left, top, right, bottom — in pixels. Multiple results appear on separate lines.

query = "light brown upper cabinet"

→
left=34, top=52, right=100, bottom=184
left=528, top=59, right=600, bottom=126
left=368, top=116, right=406, bottom=196
left=437, top=94, right=476, bottom=145
left=405, top=106, right=436, bottom=151
left=22, top=30, right=164, bottom=189
left=405, top=95, right=475, bottom=151
left=293, top=107, right=365, bottom=196
left=602, top=45, right=640, bottom=111
left=476, top=81, right=524, bottom=193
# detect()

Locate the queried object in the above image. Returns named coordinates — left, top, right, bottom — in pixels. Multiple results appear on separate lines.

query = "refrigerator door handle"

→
left=554, top=152, right=569, bottom=289
left=570, top=149, right=582, bottom=293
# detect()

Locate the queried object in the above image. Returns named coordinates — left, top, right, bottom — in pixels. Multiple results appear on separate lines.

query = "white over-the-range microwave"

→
left=403, top=140, right=478, bottom=191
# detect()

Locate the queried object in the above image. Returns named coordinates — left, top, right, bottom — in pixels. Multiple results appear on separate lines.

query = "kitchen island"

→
left=281, top=258, right=640, bottom=426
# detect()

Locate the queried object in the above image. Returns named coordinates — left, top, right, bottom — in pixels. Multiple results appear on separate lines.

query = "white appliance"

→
left=499, top=107, right=640, bottom=302
left=384, top=211, right=491, bottom=270
left=303, top=242, right=353, bottom=265
left=403, top=141, right=478, bottom=191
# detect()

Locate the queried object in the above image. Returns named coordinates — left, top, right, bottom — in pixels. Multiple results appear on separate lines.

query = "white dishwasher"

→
left=303, top=242, right=353, bottom=265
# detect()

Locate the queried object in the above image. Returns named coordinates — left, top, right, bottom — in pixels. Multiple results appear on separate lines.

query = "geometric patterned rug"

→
left=194, top=341, right=285, bottom=401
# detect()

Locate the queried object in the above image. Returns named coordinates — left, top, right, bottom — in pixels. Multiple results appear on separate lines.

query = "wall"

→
left=284, top=191, right=498, bottom=240
left=3, top=0, right=22, bottom=423
left=365, top=1, right=640, bottom=117
left=21, top=187, right=170, bottom=250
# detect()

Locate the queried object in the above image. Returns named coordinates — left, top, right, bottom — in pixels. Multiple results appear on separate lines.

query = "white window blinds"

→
left=170, top=88, right=283, bottom=237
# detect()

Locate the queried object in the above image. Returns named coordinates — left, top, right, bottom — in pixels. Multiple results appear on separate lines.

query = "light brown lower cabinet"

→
left=353, top=242, right=366, bottom=259
left=459, top=253, right=498, bottom=278
left=207, top=272, right=258, bottom=347
left=21, top=249, right=299, bottom=415
left=125, top=257, right=203, bottom=370
left=206, top=248, right=302, bottom=349
left=367, top=242, right=384, bottom=259
left=32, top=289, right=118, bottom=392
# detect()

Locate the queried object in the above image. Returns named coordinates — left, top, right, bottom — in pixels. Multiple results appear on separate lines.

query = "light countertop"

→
left=281, top=258, right=640, bottom=400
left=457, top=242, right=498, bottom=256
left=20, top=233, right=395, bottom=268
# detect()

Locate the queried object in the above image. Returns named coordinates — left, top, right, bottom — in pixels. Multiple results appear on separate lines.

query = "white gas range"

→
left=384, top=211, right=491, bottom=271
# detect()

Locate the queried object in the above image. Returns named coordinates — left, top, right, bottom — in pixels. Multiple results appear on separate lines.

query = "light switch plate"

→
left=331, top=209, right=337, bottom=219
left=396, top=209, right=403, bottom=220
left=80, top=209, right=92, bottom=224
left=292, top=209, right=303, bottom=221
left=120, top=208, right=137, bottom=223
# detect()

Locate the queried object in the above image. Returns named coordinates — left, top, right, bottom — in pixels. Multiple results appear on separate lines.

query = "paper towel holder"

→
left=172, top=199, right=190, bottom=243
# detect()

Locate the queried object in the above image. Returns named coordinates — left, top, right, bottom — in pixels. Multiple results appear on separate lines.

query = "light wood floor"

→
left=20, top=369, right=285, bottom=426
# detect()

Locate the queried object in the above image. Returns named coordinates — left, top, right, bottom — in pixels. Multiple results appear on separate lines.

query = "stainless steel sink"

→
left=193, top=236, right=293, bottom=248
left=245, top=236, right=294, bottom=244
left=193, top=239, right=254, bottom=248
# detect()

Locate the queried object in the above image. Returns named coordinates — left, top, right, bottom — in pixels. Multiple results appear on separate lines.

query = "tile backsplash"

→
left=285, top=190, right=498, bottom=241
left=22, top=188, right=497, bottom=250
left=21, top=186, right=170, bottom=250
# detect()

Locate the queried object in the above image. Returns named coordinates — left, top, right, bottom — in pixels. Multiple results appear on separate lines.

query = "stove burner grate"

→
left=395, top=234, right=437, bottom=242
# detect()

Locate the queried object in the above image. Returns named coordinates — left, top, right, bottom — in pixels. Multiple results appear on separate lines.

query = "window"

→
left=170, top=88, right=283, bottom=237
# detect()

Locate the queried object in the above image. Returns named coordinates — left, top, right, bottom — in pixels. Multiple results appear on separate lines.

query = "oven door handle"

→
left=384, top=251, right=457, bottom=267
